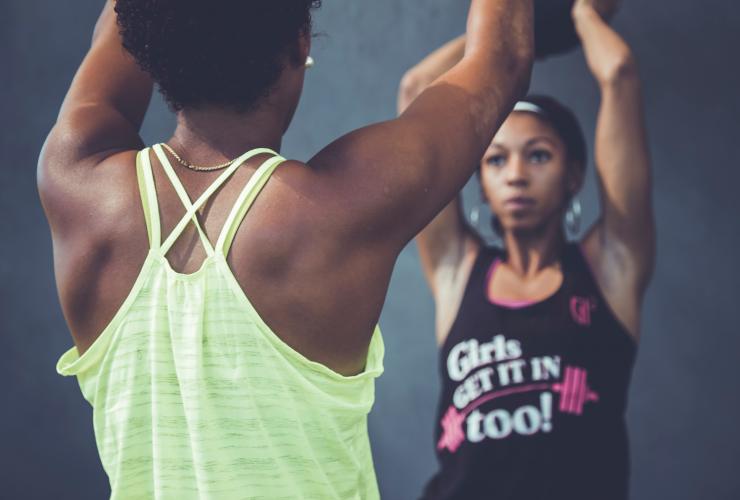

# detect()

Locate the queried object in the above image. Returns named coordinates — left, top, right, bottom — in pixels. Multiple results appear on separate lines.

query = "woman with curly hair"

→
left=398, top=1, right=654, bottom=498
left=38, top=0, right=533, bottom=497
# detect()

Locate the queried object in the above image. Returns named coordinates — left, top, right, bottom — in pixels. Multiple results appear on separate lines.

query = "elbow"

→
left=36, top=125, right=67, bottom=193
left=507, top=47, right=535, bottom=100
left=600, top=51, right=639, bottom=88
left=398, top=69, right=428, bottom=113
left=36, top=129, right=61, bottom=208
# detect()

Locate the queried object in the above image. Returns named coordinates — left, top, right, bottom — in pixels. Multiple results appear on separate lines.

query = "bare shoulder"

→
left=39, top=144, right=142, bottom=239
left=580, top=226, right=645, bottom=341
left=38, top=146, right=148, bottom=266
left=267, top=157, right=401, bottom=253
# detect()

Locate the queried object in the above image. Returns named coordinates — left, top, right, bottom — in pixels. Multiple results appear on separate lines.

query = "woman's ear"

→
left=477, top=169, right=490, bottom=203
left=298, top=29, right=311, bottom=66
left=567, top=162, right=585, bottom=195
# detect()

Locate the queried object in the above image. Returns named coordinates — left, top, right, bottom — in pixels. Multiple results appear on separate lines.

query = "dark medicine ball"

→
left=535, top=0, right=620, bottom=59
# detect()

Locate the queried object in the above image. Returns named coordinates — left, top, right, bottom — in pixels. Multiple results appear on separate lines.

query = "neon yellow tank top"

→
left=57, top=144, right=384, bottom=500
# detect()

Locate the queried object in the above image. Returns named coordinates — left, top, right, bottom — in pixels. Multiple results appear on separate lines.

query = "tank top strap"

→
left=215, top=154, right=286, bottom=257
left=135, top=147, right=161, bottom=250
left=560, top=242, right=592, bottom=288
left=472, top=245, right=505, bottom=287
left=456, top=244, right=504, bottom=309
left=157, top=146, right=276, bottom=258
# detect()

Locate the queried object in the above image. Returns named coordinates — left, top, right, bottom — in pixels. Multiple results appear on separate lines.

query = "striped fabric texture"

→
left=57, top=145, right=385, bottom=500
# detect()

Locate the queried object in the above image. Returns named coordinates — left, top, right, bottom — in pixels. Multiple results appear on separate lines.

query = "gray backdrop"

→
left=2, top=1, right=739, bottom=499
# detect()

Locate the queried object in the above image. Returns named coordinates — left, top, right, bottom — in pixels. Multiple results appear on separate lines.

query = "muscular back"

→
left=54, top=150, right=396, bottom=376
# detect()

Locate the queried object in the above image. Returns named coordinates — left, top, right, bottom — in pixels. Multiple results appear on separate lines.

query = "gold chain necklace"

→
left=161, top=143, right=238, bottom=172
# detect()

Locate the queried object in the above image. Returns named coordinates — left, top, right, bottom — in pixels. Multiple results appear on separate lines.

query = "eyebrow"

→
left=524, top=136, right=559, bottom=148
left=489, top=136, right=559, bottom=151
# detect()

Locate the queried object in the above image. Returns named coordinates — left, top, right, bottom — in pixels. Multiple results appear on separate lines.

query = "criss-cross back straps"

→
left=152, top=144, right=216, bottom=256
left=136, top=144, right=278, bottom=256
left=215, top=154, right=286, bottom=257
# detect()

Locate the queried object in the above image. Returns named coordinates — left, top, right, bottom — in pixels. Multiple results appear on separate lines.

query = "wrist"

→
left=572, top=3, right=600, bottom=26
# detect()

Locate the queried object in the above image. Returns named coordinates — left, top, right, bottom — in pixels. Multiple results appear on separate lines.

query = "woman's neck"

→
left=501, top=222, right=566, bottom=277
left=170, top=104, right=285, bottom=165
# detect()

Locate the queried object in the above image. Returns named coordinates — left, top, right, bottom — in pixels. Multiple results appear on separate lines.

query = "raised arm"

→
left=396, top=35, right=481, bottom=299
left=574, top=1, right=655, bottom=334
left=307, top=0, right=534, bottom=255
left=38, top=1, right=153, bottom=235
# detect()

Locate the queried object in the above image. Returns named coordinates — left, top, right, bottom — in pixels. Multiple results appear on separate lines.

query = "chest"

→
left=441, top=264, right=635, bottom=413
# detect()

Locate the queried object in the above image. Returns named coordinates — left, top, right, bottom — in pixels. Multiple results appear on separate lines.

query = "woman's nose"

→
left=505, top=156, right=529, bottom=185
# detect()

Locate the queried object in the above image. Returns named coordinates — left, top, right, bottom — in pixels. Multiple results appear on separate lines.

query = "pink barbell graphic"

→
left=552, top=366, right=599, bottom=416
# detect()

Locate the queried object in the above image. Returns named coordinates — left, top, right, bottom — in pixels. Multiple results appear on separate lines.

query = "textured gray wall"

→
left=2, top=1, right=739, bottom=499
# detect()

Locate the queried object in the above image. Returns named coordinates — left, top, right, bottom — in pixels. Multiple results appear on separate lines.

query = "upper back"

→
left=53, top=145, right=393, bottom=376
left=55, top=146, right=385, bottom=498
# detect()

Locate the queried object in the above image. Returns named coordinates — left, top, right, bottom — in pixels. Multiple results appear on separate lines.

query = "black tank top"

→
left=421, top=244, right=637, bottom=500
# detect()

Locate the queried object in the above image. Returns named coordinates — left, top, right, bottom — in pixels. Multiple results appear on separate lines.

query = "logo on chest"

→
left=570, top=296, right=597, bottom=326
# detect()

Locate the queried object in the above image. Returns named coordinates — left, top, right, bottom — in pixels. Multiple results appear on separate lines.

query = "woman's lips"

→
left=504, top=197, right=536, bottom=210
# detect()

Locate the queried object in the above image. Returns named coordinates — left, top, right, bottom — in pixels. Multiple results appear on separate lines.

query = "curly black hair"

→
left=115, top=0, right=322, bottom=112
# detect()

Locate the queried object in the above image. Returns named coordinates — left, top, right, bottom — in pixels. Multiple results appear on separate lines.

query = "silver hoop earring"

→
left=469, top=202, right=492, bottom=236
left=470, top=204, right=502, bottom=244
left=565, top=197, right=582, bottom=237
left=470, top=205, right=482, bottom=227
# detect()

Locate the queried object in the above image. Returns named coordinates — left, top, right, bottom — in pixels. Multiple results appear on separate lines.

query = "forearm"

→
left=398, top=35, right=466, bottom=113
left=394, top=0, right=533, bottom=247
left=403, top=2, right=533, bottom=245
left=464, top=0, right=533, bottom=64
left=575, top=4, right=647, bottom=186
left=595, top=73, right=647, bottom=163
left=399, top=0, right=532, bottom=179
left=574, top=5, right=636, bottom=87
left=576, top=6, right=653, bottom=254
left=58, top=1, right=153, bottom=130
left=440, top=0, right=533, bottom=138
left=594, top=82, right=652, bottom=224
left=401, top=0, right=533, bottom=118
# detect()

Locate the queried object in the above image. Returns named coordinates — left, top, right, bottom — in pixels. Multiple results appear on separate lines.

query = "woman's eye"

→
left=487, top=155, right=506, bottom=167
left=529, top=150, right=552, bottom=164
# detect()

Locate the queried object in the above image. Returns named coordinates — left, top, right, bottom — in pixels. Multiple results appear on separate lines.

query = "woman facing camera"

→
left=398, top=2, right=654, bottom=499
